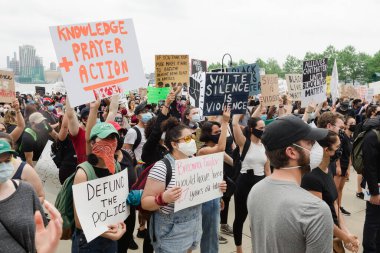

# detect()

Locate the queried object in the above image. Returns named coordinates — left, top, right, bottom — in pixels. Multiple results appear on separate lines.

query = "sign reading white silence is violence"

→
left=202, top=73, right=251, bottom=116
left=72, top=169, right=129, bottom=242
left=301, top=58, right=328, bottom=107
left=174, top=152, right=224, bottom=212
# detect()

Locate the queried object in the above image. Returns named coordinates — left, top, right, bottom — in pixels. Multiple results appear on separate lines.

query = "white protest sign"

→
left=369, top=81, right=380, bottom=95
left=366, top=88, right=374, bottom=102
left=72, top=169, right=129, bottom=242
left=174, top=152, right=223, bottom=212
left=301, top=59, right=328, bottom=107
left=35, top=140, right=61, bottom=203
left=285, top=74, right=302, bottom=101
left=50, top=19, right=146, bottom=107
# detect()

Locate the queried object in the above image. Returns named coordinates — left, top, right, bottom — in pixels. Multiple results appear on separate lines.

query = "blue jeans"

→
left=149, top=205, right=202, bottom=253
left=201, top=198, right=220, bottom=253
left=71, top=229, right=117, bottom=253
left=363, top=202, right=380, bottom=253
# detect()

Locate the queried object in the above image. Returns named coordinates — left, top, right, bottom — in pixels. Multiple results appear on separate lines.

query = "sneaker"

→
left=340, top=206, right=351, bottom=216
left=219, top=235, right=228, bottom=244
left=137, top=228, right=147, bottom=238
left=220, top=224, right=234, bottom=236
left=356, top=192, right=364, bottom=200
left=128, top=239, right=139, bottom=250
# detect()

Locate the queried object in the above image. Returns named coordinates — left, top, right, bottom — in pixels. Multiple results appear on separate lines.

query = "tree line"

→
left=208, top=45, right=380, bottom=85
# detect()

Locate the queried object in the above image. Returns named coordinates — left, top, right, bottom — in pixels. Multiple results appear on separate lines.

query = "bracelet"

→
left=155, top=192, right=168, bottom=206
left=163, top=104, right=170, bottom=109
left=16, top=110, right=21, bottom=114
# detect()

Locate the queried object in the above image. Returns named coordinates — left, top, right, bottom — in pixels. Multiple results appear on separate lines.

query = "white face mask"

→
left=177, top=139, right=197, bottom=157
left=161, top=132, right=166, bottom=141
left=191, top=114, right=201, bottom=123
left=309, top=142, right=324, bottom=170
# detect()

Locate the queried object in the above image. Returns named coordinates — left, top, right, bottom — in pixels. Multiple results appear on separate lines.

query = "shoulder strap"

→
left=12, top=162, right=27, bottom=180
left=115, top=161, right=121, bottom=173
left=240, top=138, right=251, bottom=161
left=25, top=128, right=37, bottom=141
left=373, top=129, right=380, bottom=143
left=162, top=157, right=172, bottom=187
left=78, top=162, right=97, bottom=181
left=132, top=127, right=142, bottom=151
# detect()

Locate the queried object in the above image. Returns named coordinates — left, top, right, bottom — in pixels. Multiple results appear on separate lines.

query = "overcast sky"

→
left=1, top=0, right=379, bottom=73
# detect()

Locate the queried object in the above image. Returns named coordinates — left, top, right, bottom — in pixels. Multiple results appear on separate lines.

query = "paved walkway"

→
left=57, top=169, right=367, bottom=252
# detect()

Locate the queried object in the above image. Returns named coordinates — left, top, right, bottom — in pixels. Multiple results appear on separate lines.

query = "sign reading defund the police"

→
left=174, top=152, right=224, bottom=212
left=203, top=73, right=251, bottom=116
left=72, top=169, right=129, bottom=242
left=301, top=58, right=328, bottom=107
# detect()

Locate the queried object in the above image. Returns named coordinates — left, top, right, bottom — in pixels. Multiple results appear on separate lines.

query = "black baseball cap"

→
left=261, top=115, right=328, bottom=151
left=80, top=107, right=90, bottom=119
left=134, top=101, right=148, bottom=115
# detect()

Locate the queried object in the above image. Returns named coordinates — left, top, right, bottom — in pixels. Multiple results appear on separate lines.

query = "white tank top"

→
left=241, top=142, right=267, bottom=176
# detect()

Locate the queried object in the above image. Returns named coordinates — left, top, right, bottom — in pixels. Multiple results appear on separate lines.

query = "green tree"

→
left=207, top=62, right=222, bottom=71
left=255, top=58, right=267, bottom=70
left=283, top=55, right=302, bottom=74
left=266, top=58, right=283, bottom=77
left=368, top=50, right=380, bottom=81
left=322, top=45, right=338, bottom=75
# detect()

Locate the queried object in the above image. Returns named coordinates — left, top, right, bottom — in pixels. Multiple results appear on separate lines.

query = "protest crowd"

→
left=1, top=20, right=380, bottom=253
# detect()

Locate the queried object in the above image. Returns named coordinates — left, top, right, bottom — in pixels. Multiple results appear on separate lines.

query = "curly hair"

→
left=161, top=117, right=189, bottom=152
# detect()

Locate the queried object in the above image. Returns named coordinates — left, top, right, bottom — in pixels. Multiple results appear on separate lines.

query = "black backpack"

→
left=131, top=127, right=142, bottom=152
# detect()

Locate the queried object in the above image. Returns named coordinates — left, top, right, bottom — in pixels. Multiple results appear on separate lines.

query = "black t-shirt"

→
left=93, top=166, right=112, bottom=178
left=301, top=167, right=339, bottom=225
left=340, top=133, right=353, bottom=169
left=20, top=129, right=50, bottom=161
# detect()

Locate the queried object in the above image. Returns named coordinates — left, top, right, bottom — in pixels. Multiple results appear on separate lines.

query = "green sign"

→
left=147, top=87, right=171, bottom=103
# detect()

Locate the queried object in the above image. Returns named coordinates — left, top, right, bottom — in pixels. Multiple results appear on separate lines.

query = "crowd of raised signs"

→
left=2, top=84, right=380, bottom=253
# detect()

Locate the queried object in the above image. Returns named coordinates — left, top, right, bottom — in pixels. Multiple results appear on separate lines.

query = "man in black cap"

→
left=247, top=115, right=333, bottom=253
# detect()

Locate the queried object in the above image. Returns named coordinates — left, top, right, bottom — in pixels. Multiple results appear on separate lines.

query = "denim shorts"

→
left=71, top=228, right=117, bottom=253
left=149, top=205, right=202, bottom=253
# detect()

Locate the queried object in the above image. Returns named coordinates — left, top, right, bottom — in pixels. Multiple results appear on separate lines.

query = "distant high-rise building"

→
left=6, top=56, right=10, bottom=68
left=9, top=52, right=20, bottom=75
left=50, top=62, right=57, bottom=71
left=19, top=45, right=36, bottom=78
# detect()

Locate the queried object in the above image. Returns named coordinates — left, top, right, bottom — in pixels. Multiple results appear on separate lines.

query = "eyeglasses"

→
left=176, top=135, right=194, bottom=143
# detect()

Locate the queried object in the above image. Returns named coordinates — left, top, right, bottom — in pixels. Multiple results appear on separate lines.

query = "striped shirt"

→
left=147, top=157, right=176, bottom=214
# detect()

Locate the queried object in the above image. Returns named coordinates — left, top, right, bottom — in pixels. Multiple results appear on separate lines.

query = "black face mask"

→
left=348, top=125, right=356, bottom=132
left=117, top=137, right=124, bottom=151
left=252, top=128, right=264, bottom=139
left=210, top=133, right=220, bottom=144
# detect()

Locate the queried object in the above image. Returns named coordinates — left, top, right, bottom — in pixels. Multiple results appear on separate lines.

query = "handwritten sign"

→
left=174, top=152, right=223, bottom=212
left=203, top=73, right=251, bottom=116
left=155, top=55, right=189, bottom=87
left=285, top=74, right=302, bottom=101
left=301, top=59, right=328, bottom=107
left=147, top=87, right=170, bottom=104
left=50, top=19, right=146, bottom=107
left=227, top=63, right=261, bottom=95
left=73, top=169, right=129, bottom=242
left=34, top=140, right=61, bottom=203
left=0, top=70, right=16, bottom=103
left=366, top=88, right=375, bottom=102
left=261, top=74, right=279, bottom=107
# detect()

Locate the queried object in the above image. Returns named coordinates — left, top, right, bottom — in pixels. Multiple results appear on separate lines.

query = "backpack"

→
left=131, top=157, right=172, bottom=218
left=352, top=129, right=380, bottom=175
left=55, top=161, right=121, bottom=240
left=131, top=127, right=142, bottom=152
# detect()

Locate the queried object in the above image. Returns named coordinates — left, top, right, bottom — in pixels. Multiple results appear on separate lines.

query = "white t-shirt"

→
left=241, top=142, right=267, bottom=176
left=124, top=125, right=146, bottom=161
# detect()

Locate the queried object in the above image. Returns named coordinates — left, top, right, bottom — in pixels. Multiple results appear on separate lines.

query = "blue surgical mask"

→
left=260, top=115, right=267, bottom=121
left=48, top=105, right=54, bottom=111
left=141, top=113, right=152, bottom=123
left=96, top=118, right=101, bottom=123
left=0, top=162, right=14, bottom=184
left=191, top=114, right=201, bottom=123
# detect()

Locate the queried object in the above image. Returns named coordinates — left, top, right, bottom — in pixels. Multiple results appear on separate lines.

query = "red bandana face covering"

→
left=92, top=138, right=117, bottom=174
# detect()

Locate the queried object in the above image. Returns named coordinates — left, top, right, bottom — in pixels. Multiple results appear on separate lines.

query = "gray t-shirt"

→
left=0, top=181, right=46, bottom=253
left=247, top=177, right=333, bottom=253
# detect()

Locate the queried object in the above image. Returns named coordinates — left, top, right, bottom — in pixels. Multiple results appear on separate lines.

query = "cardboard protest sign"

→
left=260, top=74, right=279, bottom=107
left=0, top=70, right=16, bottom=103
left=155, top=55, right=189, bottom=87
left=34, top=140, right=62, bottom=203
left=50, top=19, right=146, bottom=107
left=203, top=73, right=251, bottom=116
left=356, top=86, right=368, bottom=100
left=139, top=87, right=147, bottom=98
left=147, top=87, right=171, bottom=104
left=174, top=152, right=223, bottom=212
left=73, top=169, right=129, bottom=242
left=35, top=86, right=46, bottom=96
left=369, top=81, right=380, bottom=95
left=301, top=59, right=328, bottom=107
left=191, top=59, right=207, bottom=75
left=226, top=63, right=261, bottom=95
left=285, top=74, right=302, bottom=101
left=366, top=88, right=374, bottom=102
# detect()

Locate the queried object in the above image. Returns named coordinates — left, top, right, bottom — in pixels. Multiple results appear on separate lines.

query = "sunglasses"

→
left=176, top=135, right=194, bottom=143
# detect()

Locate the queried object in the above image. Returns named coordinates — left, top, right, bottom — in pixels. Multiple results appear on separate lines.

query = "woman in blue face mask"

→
left=0, top=139, right=62, bottom=252
left=183, top=106, right=201, bottom=130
